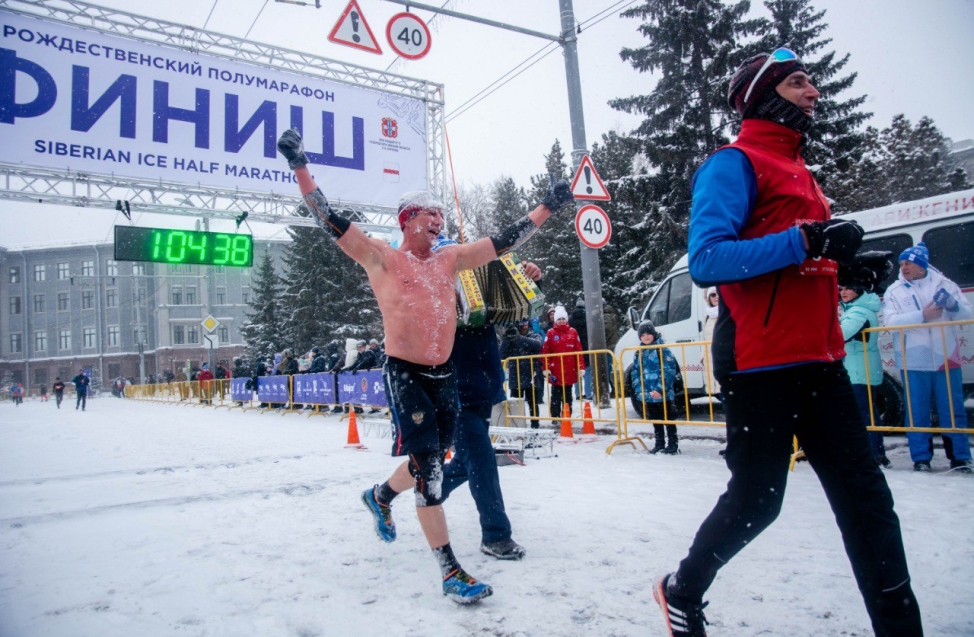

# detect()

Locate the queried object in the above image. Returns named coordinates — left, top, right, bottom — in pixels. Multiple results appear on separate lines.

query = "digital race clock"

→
left=114, top=226, right=254, bottom=267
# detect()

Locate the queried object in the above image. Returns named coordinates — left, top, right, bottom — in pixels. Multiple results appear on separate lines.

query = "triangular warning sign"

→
left=327, top=0, right=382, bottom=55
left=570, top=156, right=611, bottom=201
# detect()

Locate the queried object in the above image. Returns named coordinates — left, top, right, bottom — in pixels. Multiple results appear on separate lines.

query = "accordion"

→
left=456, top=252, right=545, bottom=327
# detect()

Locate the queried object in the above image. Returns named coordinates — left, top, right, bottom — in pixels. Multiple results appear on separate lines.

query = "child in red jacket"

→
left=542, top=305, right=585, bottom=420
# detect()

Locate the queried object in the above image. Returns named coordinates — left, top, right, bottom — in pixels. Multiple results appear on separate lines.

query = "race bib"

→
left=798, top=257, right=838, bottom=277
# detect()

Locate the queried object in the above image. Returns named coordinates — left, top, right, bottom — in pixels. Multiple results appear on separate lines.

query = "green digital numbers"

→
left=114, top=226, right=253, bottom=267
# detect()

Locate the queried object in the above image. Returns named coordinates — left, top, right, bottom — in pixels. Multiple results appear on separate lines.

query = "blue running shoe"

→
left=442, top=569, right=493, bottom=604
left=361, top=486, right=396, bottom=542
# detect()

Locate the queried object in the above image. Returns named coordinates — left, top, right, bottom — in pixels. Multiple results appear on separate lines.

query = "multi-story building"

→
left=0, top=239, right=287, bottom=393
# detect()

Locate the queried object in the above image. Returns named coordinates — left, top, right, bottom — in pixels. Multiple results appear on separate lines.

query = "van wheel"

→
left=622, top=364, right=634, bottom=399
left=875, top=374, right=903, bottom=430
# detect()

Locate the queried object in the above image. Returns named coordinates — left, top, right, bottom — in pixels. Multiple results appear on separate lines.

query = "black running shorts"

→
left=383, top=356, right=459, bottom=457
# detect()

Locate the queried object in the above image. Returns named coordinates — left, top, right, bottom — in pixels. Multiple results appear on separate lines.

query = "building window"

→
left=35, top=331, right=47, bottom=352
left=59, top=329, right=71, bottom=350
left=57, top=262, right=70, bottom=279
left=186, top=287, right=197, bottom=305
left=34, top=264, right=46, bottom=281
left=188, top=326, right=199, bottom=344
left=81, top=260, right=94, bottom=276
left=106, top=259, right=118, bottom=276
left=83, top=327, right=96, bottom=348
left=9, top=266, right=20, bottom=283
left=215, top=265, right=225, bottom=273
left=58, top=292, right=69, bottom=311
left=172, top=287, right=182, bottom=305
left=82, top=291, right=94, bottom=309
left=106, top=288, right=117, bottom=307
left=9, top=296, right=21, bottom=315
left=107, top=325, right=120, bottom=346
left=137, top=288, right=147, bottom=305
left=241, top=287, right=250, bottom=304
left=33, top=294, right=45, bottom=313
left=133, top=263, right=146, bottom=276
left=218, top=325, right=229, bottom=343
left=33, top=368, right=48, bottom=385
left=9, top=333, right=22, bottom=354
left=216, top=287, right=226, bottom=305
left=172, top=325, right=185, bottom=344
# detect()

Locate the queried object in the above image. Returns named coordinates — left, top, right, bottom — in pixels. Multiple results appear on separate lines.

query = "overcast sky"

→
left=2, top=0, right=972, bottom=246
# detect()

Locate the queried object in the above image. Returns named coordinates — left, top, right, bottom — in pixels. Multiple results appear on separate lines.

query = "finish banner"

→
left=337, top=370, right=386, bottom=407
left=0, top=11, right=428, bottom=207
left=292, top=372, right=336, bottom=405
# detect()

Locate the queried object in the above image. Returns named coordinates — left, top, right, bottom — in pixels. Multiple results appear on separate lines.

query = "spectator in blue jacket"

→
left=839, top=252, right=894, bottom=468
left=630, top=321, right=682, bottom=454
left=71, top=369, right=90, bottom=411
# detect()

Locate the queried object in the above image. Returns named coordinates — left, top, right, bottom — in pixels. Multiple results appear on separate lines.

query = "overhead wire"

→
left=244, top=0, right=269, bottom=39
left=202, top=0, right=219, bottom=30
left=445, top=0, right=640, bottom=123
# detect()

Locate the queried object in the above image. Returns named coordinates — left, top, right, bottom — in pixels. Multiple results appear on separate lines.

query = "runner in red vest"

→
left=652, top=49, right=922, bottom=637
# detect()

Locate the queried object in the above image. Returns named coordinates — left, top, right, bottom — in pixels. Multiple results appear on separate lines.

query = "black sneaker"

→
left=662, top=445, right=680, bottom=455
left=875, top=455, right=891, bottom=469
left=480, top=538, right=526, bottom=561
left=654, top=573, right=709, bottom=637
left=949, top=459, right=972, bottom=474
left=914, top=461, right=931, bottom=472
left=649, top=445, right=666, bottom=455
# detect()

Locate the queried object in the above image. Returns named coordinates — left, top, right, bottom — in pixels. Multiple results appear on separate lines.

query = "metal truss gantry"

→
left=0, top=0, right=446, bottom=233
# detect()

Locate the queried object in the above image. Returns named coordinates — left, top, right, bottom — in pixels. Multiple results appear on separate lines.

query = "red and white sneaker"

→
left=653, top=573, right=709, bottom=637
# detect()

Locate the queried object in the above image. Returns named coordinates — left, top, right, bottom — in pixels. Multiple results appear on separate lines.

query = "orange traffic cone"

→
left=345, top=409, right=366, bottom=449
left=581, top=402, right=597, bottom=441
left=558, top=404, right=575, bottom=443
left=445, top=448, right=453, bottom=462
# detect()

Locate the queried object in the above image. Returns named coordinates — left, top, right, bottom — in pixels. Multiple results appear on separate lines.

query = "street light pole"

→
left=557, top=0, right=610, bottom=406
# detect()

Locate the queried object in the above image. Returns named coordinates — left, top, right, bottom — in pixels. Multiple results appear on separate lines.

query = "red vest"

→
left=718, top=119, right=846, bottom=372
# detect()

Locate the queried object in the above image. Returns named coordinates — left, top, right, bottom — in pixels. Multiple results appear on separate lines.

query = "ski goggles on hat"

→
left=743, top=48, right=800, bottom=104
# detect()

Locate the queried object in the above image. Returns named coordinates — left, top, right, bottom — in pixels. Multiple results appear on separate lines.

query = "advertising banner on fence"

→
left=337, top=370, right=386, bottom=407
left=230, top=378, right=251, bottom=402
left=0, top=11, right=428, bottom=206
left=292, top=372, right=335, bottom=405
left=257, top=375, right=289, bottom=404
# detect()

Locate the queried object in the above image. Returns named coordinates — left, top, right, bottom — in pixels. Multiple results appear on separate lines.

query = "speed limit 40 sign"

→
left=575, top=204, right=612, bottom=249
left=386, top=13, right=432, bottom=60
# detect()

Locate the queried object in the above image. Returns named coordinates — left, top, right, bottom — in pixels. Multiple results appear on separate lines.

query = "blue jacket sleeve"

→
left=687, top=149, right=808, bottom=287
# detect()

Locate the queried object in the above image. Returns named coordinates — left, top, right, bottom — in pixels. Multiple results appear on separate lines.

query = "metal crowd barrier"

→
left=859, top=318, right=973, bottom=434
left=124, top=370, right=391, bottom=418
left=501, top=348, right=621, bottom=434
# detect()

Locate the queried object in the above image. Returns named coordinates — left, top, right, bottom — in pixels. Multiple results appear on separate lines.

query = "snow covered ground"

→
left=1, top=398, right=971, bottom=637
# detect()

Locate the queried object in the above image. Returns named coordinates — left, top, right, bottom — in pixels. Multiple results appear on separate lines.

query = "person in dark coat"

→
left=308, top=347, right=330, bottom=374
left=324, top=341, right=343, bottom=372
left=71, top=369, right=90, bottom=411
left=52, top=377, right=66, bottom=408
left=232, top=358, right=250, bottom=379
left=499, top=324, right=543, bottom=428
left=277, top=349, right=299, bottom=375
left=344, top=340, right=378, bottom=372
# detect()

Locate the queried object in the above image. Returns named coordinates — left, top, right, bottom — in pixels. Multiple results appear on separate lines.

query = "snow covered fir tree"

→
left=240, top=249, right=285, bottom=363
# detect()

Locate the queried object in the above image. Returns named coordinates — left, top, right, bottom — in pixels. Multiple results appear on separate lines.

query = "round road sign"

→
left=386, top=13, right=432, bottom=60
left=575, top=204, right=612, bottom=249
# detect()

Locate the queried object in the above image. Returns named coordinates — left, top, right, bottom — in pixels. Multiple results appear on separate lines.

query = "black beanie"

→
left=728, top=50, right=812, bottom=133
left=637, top=321, right=658, bottom=340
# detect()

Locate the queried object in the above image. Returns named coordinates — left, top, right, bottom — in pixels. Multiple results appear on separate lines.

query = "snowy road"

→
left=1, top=399, right=971, bottom=636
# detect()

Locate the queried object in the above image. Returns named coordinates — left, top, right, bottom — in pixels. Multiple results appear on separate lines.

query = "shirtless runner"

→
left=277, top=128, right=574, bottom=603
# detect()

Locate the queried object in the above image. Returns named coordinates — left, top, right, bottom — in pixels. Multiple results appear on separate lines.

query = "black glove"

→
left=277, top=127, right=309, bottom=170
left=837, top=251, right=894, bottom=293
left=541, top=179, right=574, bottom=213
left=801, top=219, right=864, bottom=266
